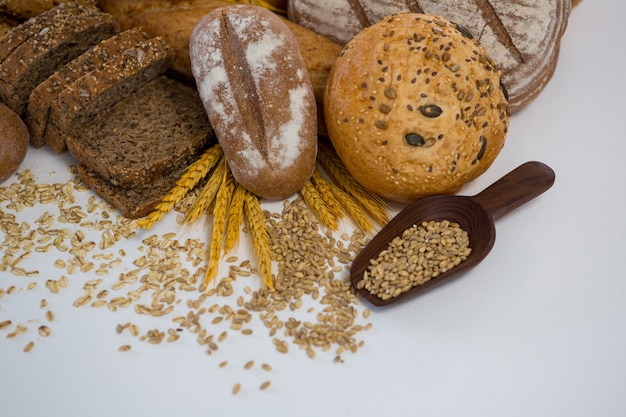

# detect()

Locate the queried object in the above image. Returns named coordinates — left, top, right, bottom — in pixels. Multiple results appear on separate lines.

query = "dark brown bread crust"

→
left=45, top=36, right=172, bottom=152
left=0, top=2, right=119, bottom=115
left=25, top=28, right=148, bottom=147
left=77, top=163, right=184, bottom=219
left=66, top=76, right=214, bottom=188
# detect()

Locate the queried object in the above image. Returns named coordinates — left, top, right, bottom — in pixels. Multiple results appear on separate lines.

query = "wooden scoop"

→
left=350, top=161, right=556, bottom=307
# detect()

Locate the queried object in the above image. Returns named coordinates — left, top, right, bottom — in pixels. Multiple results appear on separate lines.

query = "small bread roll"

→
left=190, top=5, right=317, bottom=200
left=325, top=13, right=510, bottom=202
left=0, top=103, right=28, bottom=184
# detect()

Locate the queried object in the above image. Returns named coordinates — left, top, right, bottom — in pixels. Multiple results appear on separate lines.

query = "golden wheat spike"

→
left=136, top=144, right=224, bottom=230
left=243, top=190, right=274, bottom=290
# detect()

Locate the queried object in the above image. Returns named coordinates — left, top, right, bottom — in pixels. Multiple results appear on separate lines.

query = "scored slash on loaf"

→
left=189, top=4, right=318, bottom=200
left=288, top=0, right=572, bottom=112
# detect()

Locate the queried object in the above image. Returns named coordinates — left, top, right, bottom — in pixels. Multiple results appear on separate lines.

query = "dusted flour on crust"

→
left=289, top=0, right=571, bottom=112
left=190, top=4, right=317, bottom=200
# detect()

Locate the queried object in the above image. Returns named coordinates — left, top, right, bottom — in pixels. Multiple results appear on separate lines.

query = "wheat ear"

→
left=300, top=179, right=339, bottom=231
left=310, top=168, right=344, bottom=219
left=224, top=181, right=246, bottom=254
left=185, top=156, right=226, bottom=224
left=204, top=164, right=236, bottom=284
left=317, top=141, right=390, bottom=226
left=243, top=190, right=274, bottom=290
left=137, top=144, right=224, bottom=229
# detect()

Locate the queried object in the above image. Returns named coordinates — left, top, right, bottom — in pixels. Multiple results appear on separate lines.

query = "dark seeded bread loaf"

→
left=0, top=13, right=22, bottom=40
left=0, top=0, right=96, bottom=20
left=0, top=2, right=119, bottom=115
left=45, top=35, right=172, bottom=152
left=77, top=163, right=184, bottom=219
left=25, top=27, right=148, bottom=147
left=66, top=76, right=214, bottom=188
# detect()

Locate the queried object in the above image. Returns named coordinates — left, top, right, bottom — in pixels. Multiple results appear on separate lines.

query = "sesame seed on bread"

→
left=25, top=27, right=150, bottom=147
left=0, top=2, right=119, bottom=115
left=44, top=35, right=173, bottom=152
left=67, top=76, right=214, bottom=191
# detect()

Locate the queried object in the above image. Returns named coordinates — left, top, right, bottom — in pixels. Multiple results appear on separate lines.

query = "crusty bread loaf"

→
left=97, top=0, right=342, bottom=136
left=0, top=0, right=96, bottom=19
left=77, top=163, right=185, bottom=219
left=325, top=13, right=509, bottom=202
left=26, top=28, right=149, bottom=147
left=0, top=2, right=119, bottom=115
left=0, top=102, right=29, bottom=184
left=44, top=35, right=172, bottom=152
left=190, top=5, right=317, bottom=200
left=288, top=0, right=571, bottom=112
left=67, top=76, right=214, bottom=188
left=0, top=13, right=21, bottom=40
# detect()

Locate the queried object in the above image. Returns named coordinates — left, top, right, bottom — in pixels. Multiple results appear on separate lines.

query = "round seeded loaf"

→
left=289, top=0, right=571, bottom=112
left=190, top=5, right=317, bottom=200
left=325, top=13, right=510, bottom=203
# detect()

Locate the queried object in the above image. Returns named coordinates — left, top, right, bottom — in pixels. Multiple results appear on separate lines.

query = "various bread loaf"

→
left=96, top=0, right=342, bottom=137
left=0, top=102, right=29, bottom=184
left=0, top=2, right=119, bottom=116
left=325, top=13, right=510, bottom=202
left=25, top=27, right=150, bottom=148
left=288, top=0, right=571, bottom=112
left=70, top=76, right=215, bottom=217
left=190, top=4, right=318, bottom=200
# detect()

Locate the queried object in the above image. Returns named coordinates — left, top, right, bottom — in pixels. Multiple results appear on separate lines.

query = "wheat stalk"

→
left=300, top=179, right=339, bottom=231
left=317, top=141, right=390, bottom=226
left=310, top=168, right=344, bottom=219
left=224, top=181, right=246, bottom=254
left=136, top=144, right=224, bottom=229
left=185, top=156, right=226, bottom=224
left=204, top=164, right=236, bottom=284
left=243, top=190, right=274, bottom=290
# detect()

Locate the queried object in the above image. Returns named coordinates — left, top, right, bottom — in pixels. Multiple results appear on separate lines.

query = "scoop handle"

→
left=472, top=161, right=555, bottom=221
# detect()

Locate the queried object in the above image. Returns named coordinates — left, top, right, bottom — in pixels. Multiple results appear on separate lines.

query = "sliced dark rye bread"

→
left=45, top=35, right=173, bottom=153
left=0, top=2, right=90, bottom=63
left=0, top=2, right=119, bottom=115
left=77, top=163, right=185, bottom=219
left=25, top=27, right=149, bottom=147
left=67, top=76, right=214, bottom=189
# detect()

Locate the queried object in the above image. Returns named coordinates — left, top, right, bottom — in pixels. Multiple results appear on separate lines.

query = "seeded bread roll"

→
left=289, top=0, right=571, bottom=112
left=190, top=5, right=317, bottom=200
left=325, top=13, right=510, bottom=203
left=0, top=102, right=29, bottom=184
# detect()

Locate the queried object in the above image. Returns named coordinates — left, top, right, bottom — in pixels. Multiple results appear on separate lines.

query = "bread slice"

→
left=77, top=163, right=185, bottom=219
left=67, top=76, right=214, bottom=188
left=44, top=35, right=173, bottom=152
left=25, top=28, right=149, bottom=147
left=0, top=2, right=119, bottom=115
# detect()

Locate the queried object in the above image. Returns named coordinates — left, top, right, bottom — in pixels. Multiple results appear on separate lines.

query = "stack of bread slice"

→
left=0, top=2, right=215, bottom=218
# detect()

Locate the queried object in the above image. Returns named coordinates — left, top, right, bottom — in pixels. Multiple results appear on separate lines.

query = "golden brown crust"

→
left=325, top=13, right=510, bottom=202
left=0, top=103, right=29, bottom=184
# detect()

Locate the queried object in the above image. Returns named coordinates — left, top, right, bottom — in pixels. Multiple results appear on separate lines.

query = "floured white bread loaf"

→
left=325, top=13, right=510, bottom=203
left=289, top=0, right=571, bottom=111
left=190, top=4, right=317, bottom=200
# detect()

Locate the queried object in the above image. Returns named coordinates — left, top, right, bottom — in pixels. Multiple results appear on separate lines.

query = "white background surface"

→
left=2, top=1, right=626, bottom=416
